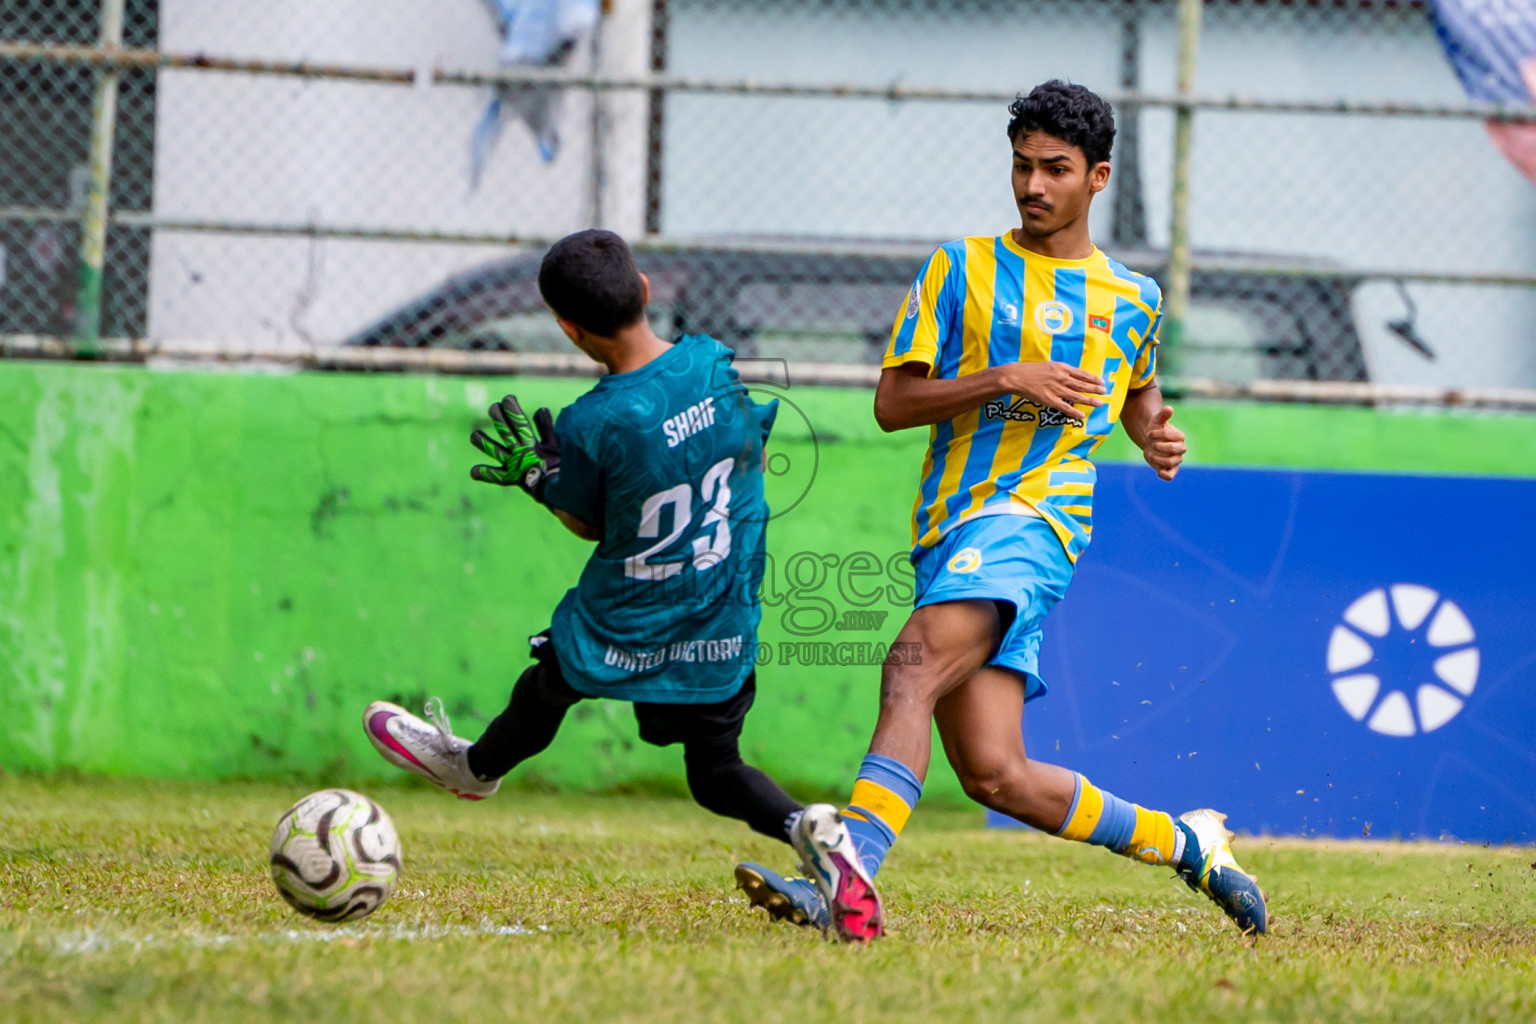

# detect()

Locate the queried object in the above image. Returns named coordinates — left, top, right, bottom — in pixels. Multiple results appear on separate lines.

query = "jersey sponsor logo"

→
left=947, top=547, right=983, bottom=574
left=983, top=396, right=1079, bottom=427
left=1326, top=584, right=1479, bottom=737
left=662, top=396, right=717, bottom=449
left=904, top=282, right=921, bottom=320
left=1034, top=300, right=1074, bottom=335
left=999, top=301, right=1019, bottom=326
left=1090, top=314, right=1112, bottom=332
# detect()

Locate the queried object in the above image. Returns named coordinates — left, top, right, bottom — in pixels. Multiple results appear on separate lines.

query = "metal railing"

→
left=5, top=39, right=1536, bottom=122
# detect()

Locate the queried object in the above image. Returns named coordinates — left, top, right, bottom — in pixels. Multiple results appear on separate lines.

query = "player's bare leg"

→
left=932, top=666, right=1076, bottom=830
left=792, top=599, right=1000, bottom=942
left=867, top=600, right=1006, bottom=772
left=934, top=667, right=1268, bottom=935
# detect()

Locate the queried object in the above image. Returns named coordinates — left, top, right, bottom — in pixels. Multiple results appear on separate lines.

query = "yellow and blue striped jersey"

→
left=885, top=232, right=1163, bottom=562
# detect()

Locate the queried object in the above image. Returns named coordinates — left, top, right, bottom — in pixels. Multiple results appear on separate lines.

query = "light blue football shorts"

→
left=911, top=513, right=1075, bottom=703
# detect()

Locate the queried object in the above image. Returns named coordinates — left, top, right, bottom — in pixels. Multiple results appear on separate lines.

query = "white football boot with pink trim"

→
left=791, top=803, right=884, bottom=942
left=363, top=698, right=499, bottom=801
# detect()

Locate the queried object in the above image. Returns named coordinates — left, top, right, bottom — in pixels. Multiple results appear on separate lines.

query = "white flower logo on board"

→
left=1326, top=584, right=1479, bottom=737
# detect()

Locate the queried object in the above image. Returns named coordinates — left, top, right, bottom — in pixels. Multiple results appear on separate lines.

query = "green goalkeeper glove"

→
left=469, top=394, right=561, bottom=502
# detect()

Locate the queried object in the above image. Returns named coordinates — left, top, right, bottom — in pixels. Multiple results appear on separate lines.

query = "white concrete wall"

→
left=147, top=0, right=650, bottom=347
left=660, top=0, right=1536, bottom=387
left=1193, top=4, right=1536, bottom=387
left=662, top=0, right=1135, bottom=241
left=142, top=0, right=1536, bottom=383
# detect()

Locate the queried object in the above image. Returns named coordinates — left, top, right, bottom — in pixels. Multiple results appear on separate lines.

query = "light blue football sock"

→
left=843, top=753, right=923, bottom=878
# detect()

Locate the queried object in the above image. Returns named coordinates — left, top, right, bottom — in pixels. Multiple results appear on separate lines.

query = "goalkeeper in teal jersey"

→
left=364, top=232, right=819, bottom=916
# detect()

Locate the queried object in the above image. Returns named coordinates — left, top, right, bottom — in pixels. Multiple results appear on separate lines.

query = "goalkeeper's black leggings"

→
left=465, top=638, right=801, bottom=845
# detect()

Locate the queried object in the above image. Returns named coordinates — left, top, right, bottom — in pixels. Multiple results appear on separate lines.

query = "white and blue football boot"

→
left=735, top=862, right=830, bottom=931
left=1176, top=808, right=1268, bottom=935
left=791, top=803, right=884, bottom=942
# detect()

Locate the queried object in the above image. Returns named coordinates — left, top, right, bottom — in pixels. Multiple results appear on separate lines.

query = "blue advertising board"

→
left=993, top=465, right=1536, bottom=842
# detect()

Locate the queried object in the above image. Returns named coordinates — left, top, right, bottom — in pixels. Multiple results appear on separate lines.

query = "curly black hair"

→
left=1006, top=80, right=1116, bottom=167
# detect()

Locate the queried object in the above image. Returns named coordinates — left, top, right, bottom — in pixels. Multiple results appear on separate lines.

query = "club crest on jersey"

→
left=947, top=547, right=983, bottom=574
left=904, top=283, right=921, bottom=320
left=1034, top=300, right=1074, bottom=335
left=984, top=396, right=1081, bottom=427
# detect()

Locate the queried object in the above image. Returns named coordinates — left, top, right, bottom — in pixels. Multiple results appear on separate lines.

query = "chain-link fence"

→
left=3, top=0, right=1534, bottom=401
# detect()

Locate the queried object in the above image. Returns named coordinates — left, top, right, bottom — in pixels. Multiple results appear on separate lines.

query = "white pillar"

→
left=595, top=0, right=653, bottom=237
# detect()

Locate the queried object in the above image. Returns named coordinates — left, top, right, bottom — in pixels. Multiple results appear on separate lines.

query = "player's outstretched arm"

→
left=469, top=395, right=601, bottom=541
left=874, top=360, right=1105, bottom=432
left=469, top=394, right=562, bottom=499
left=1121, top=383, right=1186, bottom=481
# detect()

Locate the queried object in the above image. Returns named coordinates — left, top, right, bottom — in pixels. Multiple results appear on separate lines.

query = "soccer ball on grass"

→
left=269, top=788, right=401, bottom=922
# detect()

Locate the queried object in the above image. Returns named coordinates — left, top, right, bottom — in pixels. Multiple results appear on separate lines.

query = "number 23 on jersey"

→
left=624, top=456, right=734, bottom=581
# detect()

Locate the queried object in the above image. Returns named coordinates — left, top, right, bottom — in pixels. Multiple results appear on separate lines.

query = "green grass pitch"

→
left=3, top=775, right=1535, bottom=1022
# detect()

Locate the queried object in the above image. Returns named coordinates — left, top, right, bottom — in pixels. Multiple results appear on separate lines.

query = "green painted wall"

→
left=3, top=361, right=1535, bottom=799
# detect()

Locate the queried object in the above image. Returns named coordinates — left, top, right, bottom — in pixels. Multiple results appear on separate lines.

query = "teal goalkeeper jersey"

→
left=541, top=335, right=777, bottom=704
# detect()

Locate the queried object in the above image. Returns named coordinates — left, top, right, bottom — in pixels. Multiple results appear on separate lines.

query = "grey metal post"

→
left=71, top=0, right=127, bottom=354
left=589, top=15, right=606, bottom=229
left=1111, top=11, right=1147, bottom=249
left=1164, top=0, right=1203, bottom=374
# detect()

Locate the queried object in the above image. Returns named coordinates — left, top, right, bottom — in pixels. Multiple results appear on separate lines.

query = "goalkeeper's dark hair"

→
left=1006, top=80, right=1116, bottom=167
left=538, top=229, right=647, bottom=337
